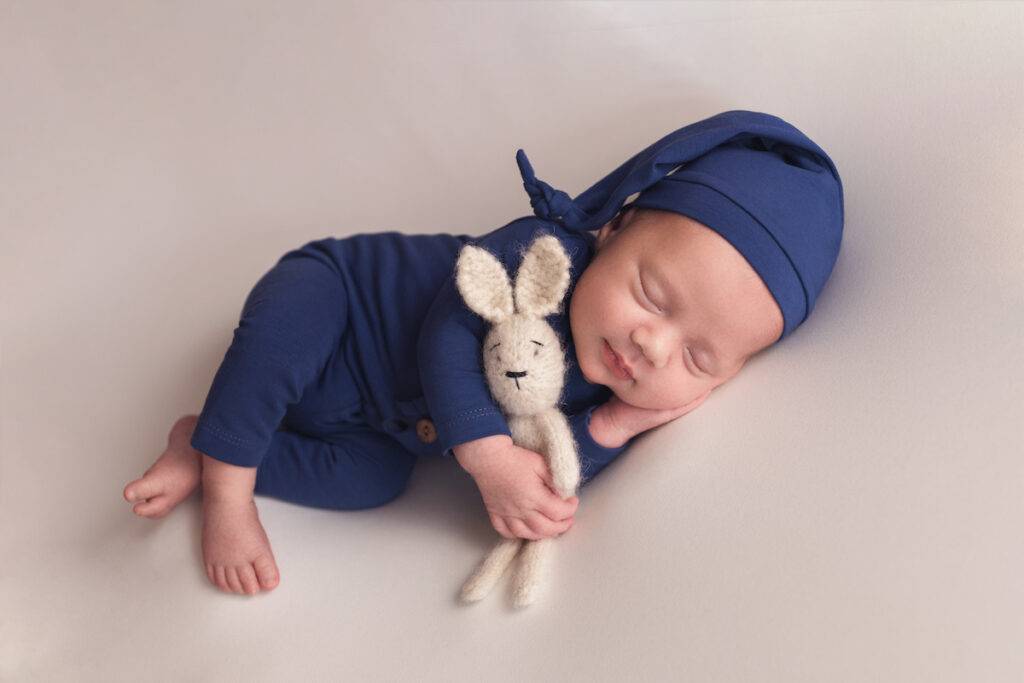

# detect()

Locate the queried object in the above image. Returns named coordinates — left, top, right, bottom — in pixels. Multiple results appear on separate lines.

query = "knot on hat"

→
left=516, top=149, right=587, bottom=226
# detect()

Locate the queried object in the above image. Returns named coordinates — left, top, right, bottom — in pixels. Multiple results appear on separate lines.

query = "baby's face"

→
left=569, top=207, right=784, bottom=410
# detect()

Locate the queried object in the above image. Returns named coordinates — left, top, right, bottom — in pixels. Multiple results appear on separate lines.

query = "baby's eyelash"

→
left=639, top=277, right=662, bottom=312
left=687, top=347, right=705, bottom=374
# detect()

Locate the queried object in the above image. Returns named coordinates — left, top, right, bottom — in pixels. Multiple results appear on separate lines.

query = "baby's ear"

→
left=594, top=222, right=612, bottom=251
left=595, top=207, right=634, bottom=250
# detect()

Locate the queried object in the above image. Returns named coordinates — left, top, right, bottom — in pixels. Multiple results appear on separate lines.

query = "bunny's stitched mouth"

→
left=505, top=370, right=527, bottom=389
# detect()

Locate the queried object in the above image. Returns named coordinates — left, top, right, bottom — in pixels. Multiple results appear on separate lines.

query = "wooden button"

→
left=415, top=418, right=437, bottom=444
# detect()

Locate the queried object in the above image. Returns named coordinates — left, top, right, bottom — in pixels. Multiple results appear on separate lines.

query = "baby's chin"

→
left=578, top=360, right=605, bottom=387
left=575, top=339, right=613, bottom=388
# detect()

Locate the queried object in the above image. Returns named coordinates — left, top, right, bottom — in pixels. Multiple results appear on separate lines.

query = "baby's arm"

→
left=417, top=219, right=631, bottom=457
left=418, top=272, right=576, bottom=540
left=416, top=220, right=560, bottom=462
left=418, top=220, right=594, bottom=539
left=417, top=218, right=692, bottom=534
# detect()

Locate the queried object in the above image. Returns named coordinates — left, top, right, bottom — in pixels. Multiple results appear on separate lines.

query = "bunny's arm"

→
left=417, top=219, right=556, bottom=459
left=534, top=410, right=581, bottom=498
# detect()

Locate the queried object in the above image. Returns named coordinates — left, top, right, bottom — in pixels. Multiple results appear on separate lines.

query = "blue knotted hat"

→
left=516, top=110, right=844, bottom=341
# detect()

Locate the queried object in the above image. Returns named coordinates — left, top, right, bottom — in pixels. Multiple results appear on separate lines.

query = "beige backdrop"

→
left=2, top=2, right=1022, bottom=681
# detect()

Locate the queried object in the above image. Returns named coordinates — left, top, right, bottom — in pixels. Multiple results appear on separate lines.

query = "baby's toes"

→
left=254, top=556, right=280, bottom=591
left=131, top=495, right=171, bottom=518
left=214, top=565, right=231, bottom=593
left=237, top=565, right=260, bottom=595
left=225, top=567, right=245, bottom=594
left=124, top=476, right=163, bottom=503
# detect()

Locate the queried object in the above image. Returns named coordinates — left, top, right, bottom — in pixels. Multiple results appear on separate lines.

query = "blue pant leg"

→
left=253, top=427, right=418, bottom=511
left=190, top=249, right=349, bottom=468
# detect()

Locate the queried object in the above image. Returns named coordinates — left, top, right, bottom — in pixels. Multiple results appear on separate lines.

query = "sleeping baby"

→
left=122, top=110, right=844, bottom=596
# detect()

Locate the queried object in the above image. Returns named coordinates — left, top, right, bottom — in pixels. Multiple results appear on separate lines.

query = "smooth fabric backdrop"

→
left=2, top=2, right=1021, bottom=681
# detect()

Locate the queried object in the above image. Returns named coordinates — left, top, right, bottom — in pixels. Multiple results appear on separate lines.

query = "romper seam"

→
left=437, top=407, right=503, bottom=429
left=195, top=422, right=256, bottom=447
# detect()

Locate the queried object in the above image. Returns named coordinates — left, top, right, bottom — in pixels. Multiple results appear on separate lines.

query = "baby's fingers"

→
left=523, top=510, right=573, bottom=540
left=556, top=516, right=575, bottom=537
left=489, top=513, right=515, bottom=540
left=508, top=517, right=543, bottom=541
left=536, top=494, right=579, bottom=523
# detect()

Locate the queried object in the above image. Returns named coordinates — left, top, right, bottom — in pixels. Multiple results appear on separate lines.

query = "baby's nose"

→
left=505, top=370, right=527, bottom=378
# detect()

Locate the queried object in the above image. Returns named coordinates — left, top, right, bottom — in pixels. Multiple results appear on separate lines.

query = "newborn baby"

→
left=123, top=110, right=844, bottom=596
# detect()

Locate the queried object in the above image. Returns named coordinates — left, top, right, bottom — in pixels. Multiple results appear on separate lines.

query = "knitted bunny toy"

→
left=454, top=233, right=581, bottom=608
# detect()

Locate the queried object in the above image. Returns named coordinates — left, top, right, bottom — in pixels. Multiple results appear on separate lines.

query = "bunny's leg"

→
left=511, top=538, right=552, bottom=608
left=460, top=537, right=523, bottom=603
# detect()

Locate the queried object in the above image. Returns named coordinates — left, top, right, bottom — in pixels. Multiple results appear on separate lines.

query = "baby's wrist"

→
left=453, top=434, right=513, bottom=475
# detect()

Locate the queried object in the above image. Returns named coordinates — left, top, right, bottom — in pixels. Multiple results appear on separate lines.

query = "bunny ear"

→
left=513, top=235, right=572, bottom=318
left=455, top=244, right=515, bottom=324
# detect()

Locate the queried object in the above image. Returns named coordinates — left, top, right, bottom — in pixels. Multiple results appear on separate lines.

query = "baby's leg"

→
left=192, top=254, right=351, bottom=596
left=253, top=427, right=418, bottom=511
left=200, top=427, right=416, bottom=595
left=200, top=452, right=279, bottom=596
left=125, top=248, right=351, bottom=596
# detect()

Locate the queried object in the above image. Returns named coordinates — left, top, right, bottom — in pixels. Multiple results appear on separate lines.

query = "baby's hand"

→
left=456, top=437, right=578, bottom=541
left=594, top=390, right=712, bottom=447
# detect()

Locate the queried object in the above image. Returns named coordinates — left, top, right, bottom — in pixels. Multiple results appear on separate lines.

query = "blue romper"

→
left=190, top=216, right=633, bottom=510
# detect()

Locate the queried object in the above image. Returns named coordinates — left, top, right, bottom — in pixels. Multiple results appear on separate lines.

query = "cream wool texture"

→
left=455, top=234, right=582, bottom=608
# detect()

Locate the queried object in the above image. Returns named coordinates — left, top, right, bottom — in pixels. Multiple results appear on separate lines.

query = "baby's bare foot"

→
left=202, top=494, right=280, bottom=595
left=123, top=415, right=202, bottom=518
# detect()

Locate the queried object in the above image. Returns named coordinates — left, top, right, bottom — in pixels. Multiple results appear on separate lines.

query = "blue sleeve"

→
left=416, top=223, right=534, bottom=459
left=568, top=404, right=634, bottom=487
left=190, top=244, right=347, bottom=468
left=417, top=219, right=635, bottom=477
